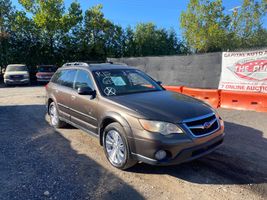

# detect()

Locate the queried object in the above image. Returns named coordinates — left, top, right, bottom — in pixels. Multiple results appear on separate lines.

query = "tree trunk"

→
left=50, top=35, right=54, bottom=62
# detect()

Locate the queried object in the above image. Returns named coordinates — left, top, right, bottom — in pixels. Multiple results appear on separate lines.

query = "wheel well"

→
left=99, top=118, right=117, bottom=146
left=47, top=98, right=53, bottom=115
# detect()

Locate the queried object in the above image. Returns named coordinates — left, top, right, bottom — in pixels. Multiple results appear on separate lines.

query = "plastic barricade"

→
left=220, top=91, right=267, bottom=112
left=182, top=87, right=220, bottom=108
left=163, top=86, right=183, bottom=93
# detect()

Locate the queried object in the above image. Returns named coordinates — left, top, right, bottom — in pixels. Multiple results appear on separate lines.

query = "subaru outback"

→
left=45, top=62, right=224, bottom=170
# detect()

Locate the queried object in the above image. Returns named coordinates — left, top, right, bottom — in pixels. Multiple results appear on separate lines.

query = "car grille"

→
left=10, top=75, right=23, bottom=80
left=184, top=113, right=219, bottom=137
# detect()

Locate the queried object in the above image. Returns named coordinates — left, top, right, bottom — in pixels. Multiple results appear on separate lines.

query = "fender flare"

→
left=98, top=111, right=134, bottom=147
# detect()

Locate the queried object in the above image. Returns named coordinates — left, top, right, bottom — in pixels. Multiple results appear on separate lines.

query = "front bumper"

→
left=4, top=78, right=30, bottom=85
left=129, top=122, right=224, bottom=166
left=131, top=133, right=224, bottom=165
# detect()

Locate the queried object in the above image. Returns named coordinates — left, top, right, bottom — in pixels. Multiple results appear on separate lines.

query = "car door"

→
left=52, top=69, right=77, bottom=120
left=69, top=69, right=99, bottom=135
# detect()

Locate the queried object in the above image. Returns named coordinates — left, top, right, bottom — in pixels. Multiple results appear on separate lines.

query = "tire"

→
left=103, top=122, right=137, bottom=170
left=49, top=102, right=66, bottom=128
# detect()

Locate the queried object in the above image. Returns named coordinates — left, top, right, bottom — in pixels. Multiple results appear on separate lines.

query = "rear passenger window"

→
left=60, top=70, right=77, bottom=88
left=52, top=69, right=77, bottom=88
left=74, top=70, right=94, bottom=90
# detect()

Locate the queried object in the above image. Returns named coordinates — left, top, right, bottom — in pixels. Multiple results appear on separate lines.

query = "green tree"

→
left=181, top=0, right=267, bottom=52
left=79, top=4, right=124, bottom=60
left=11, top=11, right=44, bottom=65
left=0, top=1, right=189, bottom=67
left=180, top=0, right=230, bottom=52
left=122, top=26, right=136, bottom=57
left=19, top=0, right=82, bottom=62
left=133, top=23, right=185, bottom=56
left=0, top=0, right=15, bottom=66
left=230, top=0, right=267, bottom=48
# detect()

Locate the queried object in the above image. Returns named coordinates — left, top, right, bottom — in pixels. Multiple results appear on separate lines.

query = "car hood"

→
left=108, top=91, right=214, bottom=123
left=5, top=71, right=29, bottom=76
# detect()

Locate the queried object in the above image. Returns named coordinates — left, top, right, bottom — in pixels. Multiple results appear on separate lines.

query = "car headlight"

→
left=139, top=119, right=183, bottom=135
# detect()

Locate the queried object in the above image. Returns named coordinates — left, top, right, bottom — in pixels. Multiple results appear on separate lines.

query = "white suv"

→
left=4, top=64, right=30, bottom=86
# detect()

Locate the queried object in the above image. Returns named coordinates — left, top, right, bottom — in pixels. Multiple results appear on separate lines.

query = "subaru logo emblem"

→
left=203, top=122, right=211, bottom=129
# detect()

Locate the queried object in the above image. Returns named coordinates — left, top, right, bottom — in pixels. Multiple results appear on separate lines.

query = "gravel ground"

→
left=0, top=85, right=266, bottom=200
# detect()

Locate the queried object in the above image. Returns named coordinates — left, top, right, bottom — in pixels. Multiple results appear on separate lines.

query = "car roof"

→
left=7, top=64, right=26, bottom=67
left=61, top=62, right=134, bottom=71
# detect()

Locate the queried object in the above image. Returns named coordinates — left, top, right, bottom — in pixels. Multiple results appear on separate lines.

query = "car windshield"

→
left=38, top=66, right=56, bottom=72
left=93, top=69, right=163, bottom=96
left=6, top=65, right=27, bottom=72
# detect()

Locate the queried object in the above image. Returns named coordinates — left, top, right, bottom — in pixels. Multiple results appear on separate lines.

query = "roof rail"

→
left=106, top=61, right=127, bottom=66
left=62, top=62, right=89, bottom=67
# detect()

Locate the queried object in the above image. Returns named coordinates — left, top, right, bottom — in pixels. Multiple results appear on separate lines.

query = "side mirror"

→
left=77, top=86, right=95, bottom=95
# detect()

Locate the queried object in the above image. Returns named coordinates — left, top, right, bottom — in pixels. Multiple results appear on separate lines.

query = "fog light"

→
left=155, top=150, right=167, bottom=160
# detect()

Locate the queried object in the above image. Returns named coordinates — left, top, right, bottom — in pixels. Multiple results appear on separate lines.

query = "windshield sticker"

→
left=102, top=77, right=113, bottom=85
left=111, top=76, right=126, bottom=86
left=104, top=87, right=116, bottom=96
left=96, top=71, right=111, bottom=77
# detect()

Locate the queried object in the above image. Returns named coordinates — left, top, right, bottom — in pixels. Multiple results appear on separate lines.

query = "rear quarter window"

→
left=51, top=70, right=62, bottom=84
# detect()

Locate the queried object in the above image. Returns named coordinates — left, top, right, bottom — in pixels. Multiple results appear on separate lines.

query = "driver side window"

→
left=74, top=70, right=94, bottom=90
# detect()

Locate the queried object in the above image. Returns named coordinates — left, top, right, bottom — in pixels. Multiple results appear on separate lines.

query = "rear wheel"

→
left=103, top=122, right=137, bottom=170
left=49, top=102, right=66, bottom=128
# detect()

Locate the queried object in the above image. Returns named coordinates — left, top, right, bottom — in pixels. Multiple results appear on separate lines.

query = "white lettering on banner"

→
left=219, top=49, right=267, bottom=93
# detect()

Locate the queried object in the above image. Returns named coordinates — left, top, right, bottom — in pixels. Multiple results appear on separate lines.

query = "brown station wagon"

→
left=45, top=62, right=225, bottom=170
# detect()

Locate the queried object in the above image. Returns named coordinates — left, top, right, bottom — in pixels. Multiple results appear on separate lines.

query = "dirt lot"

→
left=0, top=85, right=266, bottom=200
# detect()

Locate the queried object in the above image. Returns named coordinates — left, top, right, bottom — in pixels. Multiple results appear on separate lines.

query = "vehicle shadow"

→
left=0, top=84, right=45, bottom=89
left=0, top=105, right=144, bottom=200
left=129, top=121, right=267, bottom=186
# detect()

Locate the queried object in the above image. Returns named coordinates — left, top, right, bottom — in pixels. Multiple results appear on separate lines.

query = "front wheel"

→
left=49, top=102, right=66, bottom=128
left=103, top=122, right=137, bottom=170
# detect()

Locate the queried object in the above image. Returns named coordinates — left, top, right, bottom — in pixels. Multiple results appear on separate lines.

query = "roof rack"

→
left=62, top=62, right=89, bottom=67
left=106, top=59, right=128, bottom=66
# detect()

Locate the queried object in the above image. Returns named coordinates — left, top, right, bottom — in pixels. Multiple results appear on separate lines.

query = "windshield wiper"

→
left=114, top=89, right=161, bottom=96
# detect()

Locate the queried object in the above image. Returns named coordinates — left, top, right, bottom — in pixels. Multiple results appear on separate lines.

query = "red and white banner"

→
left=219, top=49, right=267, bottom=93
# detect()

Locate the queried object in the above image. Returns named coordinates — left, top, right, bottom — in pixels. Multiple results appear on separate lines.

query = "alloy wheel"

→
left=50, top=104, right=58, bottom=126
left=105, top=130, right=126, bottom=165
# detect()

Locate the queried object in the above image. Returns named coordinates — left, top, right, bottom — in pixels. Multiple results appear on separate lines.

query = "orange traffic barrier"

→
left=220, top=90, right=267, bottom=112
left=164, top=85, right=267, bottom=112
left=182, top=87, right=220, bottom=108
left=164, top=85, right=183, bottom=93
